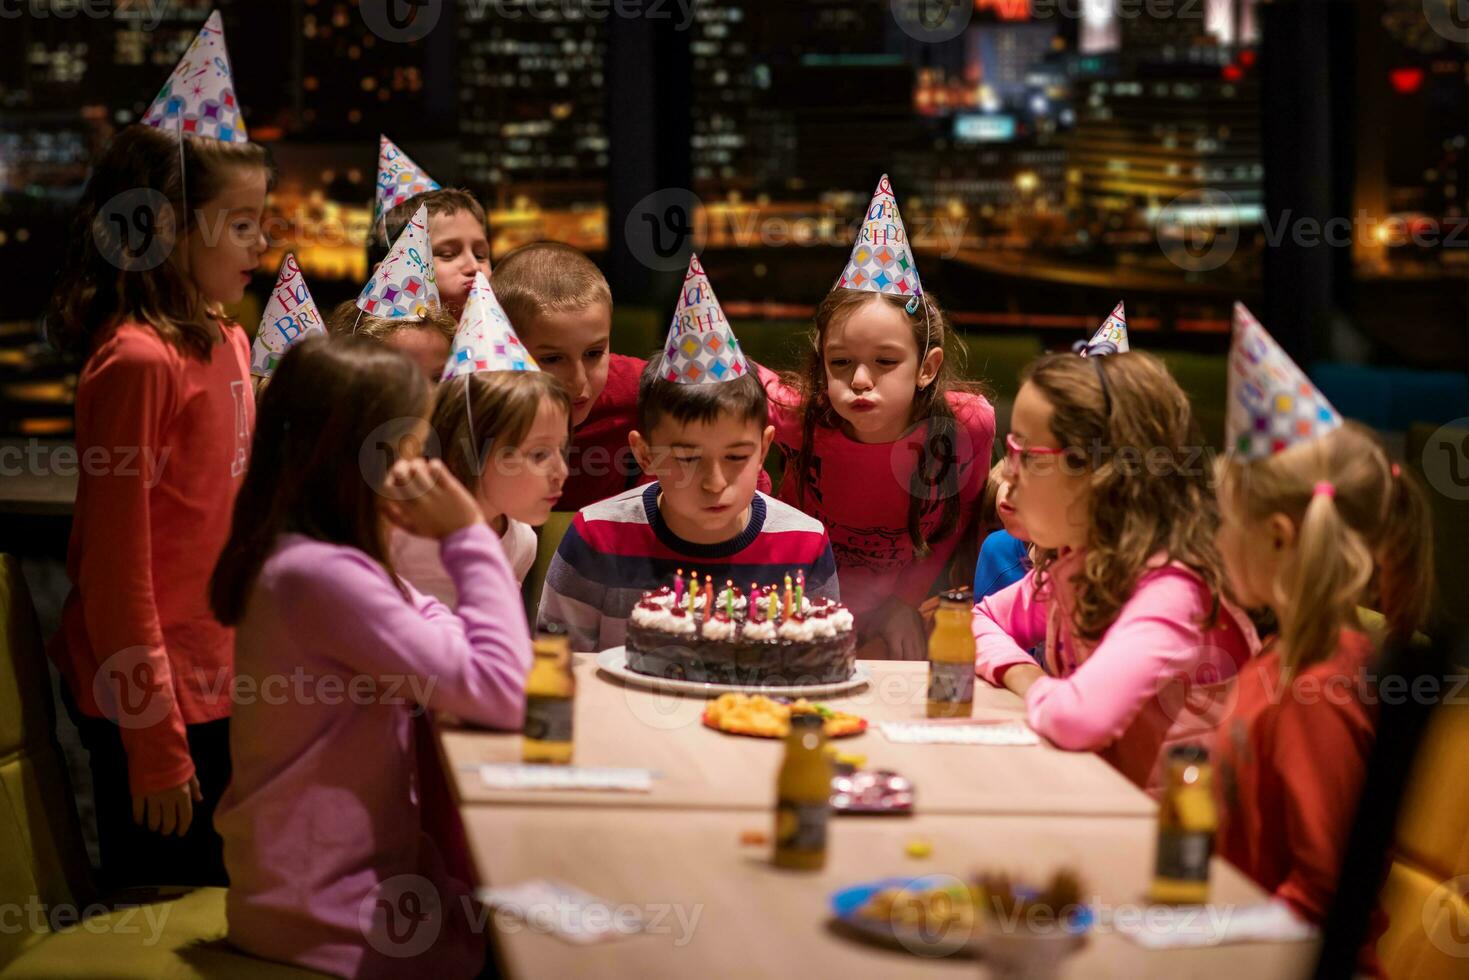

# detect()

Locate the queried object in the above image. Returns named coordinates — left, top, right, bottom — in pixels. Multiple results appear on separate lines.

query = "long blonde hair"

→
left=1216, top=421, right=1433, bottom=676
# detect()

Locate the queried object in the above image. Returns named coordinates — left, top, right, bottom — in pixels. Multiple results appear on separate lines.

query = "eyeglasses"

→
left=1005, top=432, right=1069, bottom=472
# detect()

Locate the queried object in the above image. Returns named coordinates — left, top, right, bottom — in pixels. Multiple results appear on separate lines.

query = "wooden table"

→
left=438, top=656, right=1156, bottom=817
left=459, top=808, right=1318, bottom=980
left=434, top=657, right=1318, bottom=977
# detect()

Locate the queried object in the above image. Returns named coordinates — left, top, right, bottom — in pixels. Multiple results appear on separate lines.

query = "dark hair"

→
left=211, top=335, right=431, bottom=625
left=636, top=359, right=768, bottom=437
left=369, top=187, right=488, bottom=266
left=783, top=288, right=981, bottom=558
left=49, top=125, right=273, bottom=360
left=434, top=370, right=572, bottom=489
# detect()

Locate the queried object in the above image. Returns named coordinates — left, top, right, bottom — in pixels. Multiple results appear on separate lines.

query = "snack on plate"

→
left=626, top=579, right=857, bottom=685
left=857, top=880, right=979, bottom=933
left=702, top=693, right=867, bottom=739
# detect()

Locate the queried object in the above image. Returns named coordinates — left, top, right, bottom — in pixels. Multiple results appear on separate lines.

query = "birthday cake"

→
left=625, top=576, right=857, bottom=686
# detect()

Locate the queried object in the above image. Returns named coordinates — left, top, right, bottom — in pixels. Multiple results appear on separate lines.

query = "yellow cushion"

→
left=523, top=511, right=575, bottom=625
left=1394, top=703, right=1469, bottom=880
left=1376, top=861, right=1469, bottom=980
left=0, top=887, right=326, bottom=979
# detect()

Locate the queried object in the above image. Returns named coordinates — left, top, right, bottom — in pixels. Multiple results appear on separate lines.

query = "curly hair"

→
left=782, top=288, right=986, bottom=558
left=1216, top=421, right=1433, bottom=677
left=1022, top=350, right=1227, bottom=644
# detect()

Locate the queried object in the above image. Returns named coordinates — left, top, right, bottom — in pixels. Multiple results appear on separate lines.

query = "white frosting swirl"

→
left=778, top=617, right=814, bottom=642
left=701, top=616, right=736, bottom=641
left=663, top=610, right=697, bottom=635
left=741, top=619, right=777, bottom=642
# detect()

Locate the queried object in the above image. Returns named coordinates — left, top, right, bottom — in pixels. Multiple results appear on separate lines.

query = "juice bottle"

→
left=774, top=714, right=831, bottom=870
left=522, top=625, right=574, bottom=765
left=927, top=588, right=976, bottom=718
left=1151, top=744, right=1217, bottom=904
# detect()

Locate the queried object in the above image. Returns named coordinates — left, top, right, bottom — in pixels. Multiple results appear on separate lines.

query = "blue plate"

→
left=829, top=876, right=1094, bottom=956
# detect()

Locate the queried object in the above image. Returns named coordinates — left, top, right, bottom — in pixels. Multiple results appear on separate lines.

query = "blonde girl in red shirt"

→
left=1212, top=310, right=1432, bottom=957
left=47, top=125, right=269, bottom=888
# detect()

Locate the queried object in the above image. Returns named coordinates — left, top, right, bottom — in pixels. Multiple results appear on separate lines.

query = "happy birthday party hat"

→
left=1226, top=302, right=1342, bottom=460
left=834, top=174, right=924, bottom=304
left=1078, top=301, right=1129, bottom=357
left=356, top=203, right=440, bottom=319
left=140, top=11, right=247, bottom=143
left=373, top=135, right=441, bottom=231
left=659, top=254, right=748, bottom=385
left=441, top=273, right=538, bottom=380
left=252, top=253, right=325, bottom=378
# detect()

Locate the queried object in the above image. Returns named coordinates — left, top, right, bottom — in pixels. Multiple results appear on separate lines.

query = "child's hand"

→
left=133, top=775, right=202, bottom=837
left=382, top=458, right=483, bottom=540
left=870, top=599, right=929, bottom=661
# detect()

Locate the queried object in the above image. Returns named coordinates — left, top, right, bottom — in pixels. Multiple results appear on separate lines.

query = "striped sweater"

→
left=537, top=482, right=840, bottom=652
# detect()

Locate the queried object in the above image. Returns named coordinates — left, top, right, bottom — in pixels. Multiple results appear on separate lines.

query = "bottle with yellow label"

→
left=1151, top=744, right=1217, bottom=904
left=522, top=625, right=574, bottom=765
left=774, top=713, right=831, bottom=870
left=927, top=588, right=977, bottom=718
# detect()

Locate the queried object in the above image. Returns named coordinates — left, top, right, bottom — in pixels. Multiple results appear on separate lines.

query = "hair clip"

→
left=1312, top=480, right=1336, bottom=499
left=905, top=294, right=920, bottom=315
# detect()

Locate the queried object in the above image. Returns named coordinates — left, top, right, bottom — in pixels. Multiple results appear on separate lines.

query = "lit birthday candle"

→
left=674, top=568, right=684, bottom=605
left=703, top=574, right=713, bottom=614
left=782, top=573, right=793, bottom=620
left=795, top=570, right=805, bottom=609
left=725, top=579, right=735, bottom=619
left=687, top=570, right=697, bottom=613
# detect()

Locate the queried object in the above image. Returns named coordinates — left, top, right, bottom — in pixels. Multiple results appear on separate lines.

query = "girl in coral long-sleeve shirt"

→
left=211, top=336, right=532, bottom=979
left=972, top=351, right=1257, bottom=794
left=47, top=126, right=270, bottom=887
left=1212, top=420, right=1431, bottom=959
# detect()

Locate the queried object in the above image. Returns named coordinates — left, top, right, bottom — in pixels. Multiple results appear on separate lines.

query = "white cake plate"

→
left=595, top=646, right=871, bottom=699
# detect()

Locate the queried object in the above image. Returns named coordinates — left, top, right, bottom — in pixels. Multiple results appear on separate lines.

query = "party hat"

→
left=1078, top=301, right=1129, bottom=357
left=251, top=253, right=325, bottom=378
left=140, top=11, right=247, bottom=143
left=356, top=203, right=440, bottom=319
left=659, top=254, right=748, bottom=385
left=441, top=273, right=538, bottom=380
left=1226, top=303, right=1342, bottom=459
left=373, top=135, right=441, bottom=230
left=834, top=174, right=924, bottom=303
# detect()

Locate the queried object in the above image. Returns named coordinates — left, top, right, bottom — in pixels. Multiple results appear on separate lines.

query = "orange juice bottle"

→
left=927, top=588, right=976, bottom=718
left=774, top=714, right=831, bottom=870
left=1151, top=744, right=1217, bottom=903
left=522, top=625, right=574, bottom=765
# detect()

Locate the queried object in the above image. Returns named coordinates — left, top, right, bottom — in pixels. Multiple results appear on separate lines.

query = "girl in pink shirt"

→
left=972, top=351, right=1258, bottom=794
left=761, top=288, right=995, bottom=660
left=211, top=336, right=532, bottom=979
left=47, top=125, right=269, bottom=887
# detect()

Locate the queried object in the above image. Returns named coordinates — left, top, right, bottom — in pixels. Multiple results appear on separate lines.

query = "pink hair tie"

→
left=1391, top=462, right=1401, bottom=478
left=1313, top=481, right=1336, bottom=499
